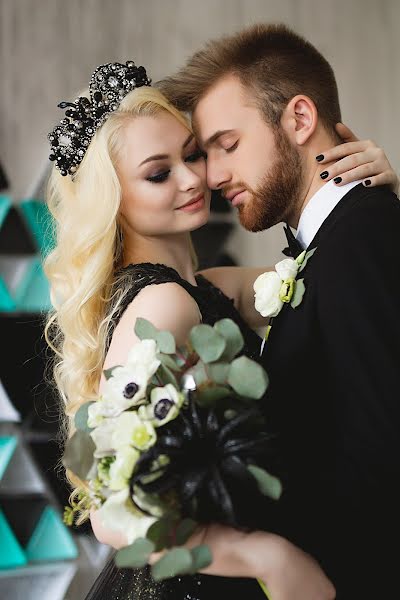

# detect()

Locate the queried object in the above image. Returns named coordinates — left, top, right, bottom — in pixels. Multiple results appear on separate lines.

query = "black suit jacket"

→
left=262, top=184, right=400, bottom=599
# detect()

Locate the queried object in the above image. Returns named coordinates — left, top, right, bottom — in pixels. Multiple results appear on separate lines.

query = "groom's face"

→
left=193, top=74, right=303, bottom=231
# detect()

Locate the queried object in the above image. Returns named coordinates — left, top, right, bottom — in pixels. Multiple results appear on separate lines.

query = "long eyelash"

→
left=185, top=150, right=207, bottom=163
left=146, top=170, right=170, bottom=184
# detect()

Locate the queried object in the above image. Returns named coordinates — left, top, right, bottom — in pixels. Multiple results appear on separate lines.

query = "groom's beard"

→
left=238, top=130, right=304, bottom=232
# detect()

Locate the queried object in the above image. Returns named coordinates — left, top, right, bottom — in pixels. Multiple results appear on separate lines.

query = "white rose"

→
left=127, top=339, right=160, bottom=379
left=97, top=487, right=156, bottom=545
left=139, top=384, right=184, bottom=427
left=253, top=271, right=284, bottom=318
left=275, top=258, right=299, bottom=281
left=109, top=445, right=139, bottom=491
left=112, top=411, right=157, bottom=451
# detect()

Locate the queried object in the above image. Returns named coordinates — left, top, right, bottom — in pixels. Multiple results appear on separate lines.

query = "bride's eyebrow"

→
left=139, top=134, right=195, bottom=167
left=182, top=133, right=195, bottom=148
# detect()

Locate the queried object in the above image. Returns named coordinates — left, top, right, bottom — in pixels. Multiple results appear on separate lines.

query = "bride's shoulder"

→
left=104, top=281, right=201, bottom=375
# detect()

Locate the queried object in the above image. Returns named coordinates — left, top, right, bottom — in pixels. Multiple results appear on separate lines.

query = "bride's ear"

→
left=281, top=95, right=318, bottom=146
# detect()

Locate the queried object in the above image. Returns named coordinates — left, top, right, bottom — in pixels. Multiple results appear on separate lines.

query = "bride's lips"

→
left=177, top=194, right=205, bottom=212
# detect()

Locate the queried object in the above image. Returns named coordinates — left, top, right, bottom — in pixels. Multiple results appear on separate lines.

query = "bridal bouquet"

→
left=62, top=317, right=281, bottom=583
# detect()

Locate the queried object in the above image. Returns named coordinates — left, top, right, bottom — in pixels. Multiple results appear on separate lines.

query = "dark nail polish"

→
left=334, top=177, right=342, bottom=184
left=316, top=154, right=324, bottom=162
left=364, top=179, right=371, bottom=186
left=320, top=171, right=329, bottom=180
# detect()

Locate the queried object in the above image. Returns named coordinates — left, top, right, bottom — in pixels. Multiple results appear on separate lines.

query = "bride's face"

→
left=117, top=111, right=210, bottom=237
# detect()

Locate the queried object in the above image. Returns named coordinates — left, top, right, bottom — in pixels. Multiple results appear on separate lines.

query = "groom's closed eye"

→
left=224, top=140, right=239, bottom=153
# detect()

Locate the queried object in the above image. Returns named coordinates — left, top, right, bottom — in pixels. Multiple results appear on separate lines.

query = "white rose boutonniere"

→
left=254, top=248, right=317, bottom=353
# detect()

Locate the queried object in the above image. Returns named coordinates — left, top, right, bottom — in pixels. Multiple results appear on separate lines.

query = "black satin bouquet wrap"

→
left=62, top=317, right=281, bottom=582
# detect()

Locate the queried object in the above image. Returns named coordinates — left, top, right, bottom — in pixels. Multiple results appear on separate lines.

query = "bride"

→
left=44, top=60, right=398, bottom=600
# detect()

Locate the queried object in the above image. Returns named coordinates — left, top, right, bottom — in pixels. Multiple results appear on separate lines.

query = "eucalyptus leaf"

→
left=207, top=362, right=230, bottom=385
left=62, top=430, right=96, bottom=480
left=115, top=537, right=155, bottom=568
left=103, top=365, right=122, bottom=380
left=196, top=385, right=231, bottom=408
left=290, top=278, right=306, bottom=309
left=228, top=356, right=269, bottom=399
left=175, top=518, right=198, bottom=546
left=189, top=324, right=226, bottom=363
left=190, top=544, right=213, bottom=572
left=135, top=317, right=159, bottom=341
left=158, top=353, right=180, bottom=372
left=214, top=319, right=244, bottom=361
left=158, top=364, right=178, bottom=387
left=247, top=464, right=282, bottom=500
left=74, top=402, right=94, bottom=432
left=298, top=247, right=317, bottom=273
left=156, top=331, right=176, bottom=354
left=146, top=516, right=177, bottom=551
left=186, top=361, right=208, bottom=388
left=151, top=547, right=193, bottom=581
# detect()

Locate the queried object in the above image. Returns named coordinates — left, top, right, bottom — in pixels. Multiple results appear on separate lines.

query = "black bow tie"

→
left=282, top=224, right=304, bottom=258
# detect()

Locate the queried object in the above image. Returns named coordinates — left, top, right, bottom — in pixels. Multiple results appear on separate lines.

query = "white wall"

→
left=1, top=0, right=399, bottom=266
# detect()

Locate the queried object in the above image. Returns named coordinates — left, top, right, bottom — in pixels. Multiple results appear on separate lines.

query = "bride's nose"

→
left=178, top=163, right=203, bottom=192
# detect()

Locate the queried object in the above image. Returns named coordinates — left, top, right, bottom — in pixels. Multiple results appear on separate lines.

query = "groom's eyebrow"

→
left=203, top=129, right=234, bottom=149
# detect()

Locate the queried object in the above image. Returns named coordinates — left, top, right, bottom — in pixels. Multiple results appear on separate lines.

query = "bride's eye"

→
left=146, top=170, right=170, bottom=183
left=185, top=149, right=207, bottom=163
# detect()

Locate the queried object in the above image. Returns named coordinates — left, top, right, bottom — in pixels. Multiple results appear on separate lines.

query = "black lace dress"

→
left=85, top=263, right=269, bottom=600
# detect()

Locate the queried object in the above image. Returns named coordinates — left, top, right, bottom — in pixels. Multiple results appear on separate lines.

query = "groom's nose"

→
left=206, top=158, right=231, bottom=190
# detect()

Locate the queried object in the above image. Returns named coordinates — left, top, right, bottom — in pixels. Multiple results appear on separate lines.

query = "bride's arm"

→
left=91, top=509, right=335, bottom=599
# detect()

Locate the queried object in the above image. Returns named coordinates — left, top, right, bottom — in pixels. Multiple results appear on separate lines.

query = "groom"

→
left=160, top=24, right=400, bottom=598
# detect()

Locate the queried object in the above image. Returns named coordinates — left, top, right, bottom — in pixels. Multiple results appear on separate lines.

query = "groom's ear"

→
left=281, top=95, right=318, bottom=146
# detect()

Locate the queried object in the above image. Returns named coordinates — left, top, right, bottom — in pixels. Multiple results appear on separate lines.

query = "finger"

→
left=320, top=151, right=376, bottom=181
left=148, top=550, right=166, bottom=565
left=326, top=163, right=380, bottom=186
left=363, top=172, right=398, bottom=189
left=335, top=122, right=359, bottom=143
left=316, top=141, right=374, bottom=164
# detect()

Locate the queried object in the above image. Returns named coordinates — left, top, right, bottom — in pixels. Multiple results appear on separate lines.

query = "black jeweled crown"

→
left=47, top=61, right=151, bottom=176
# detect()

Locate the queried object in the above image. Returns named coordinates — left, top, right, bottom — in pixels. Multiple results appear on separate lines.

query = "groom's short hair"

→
left=159, top=23, right=341, bottom=138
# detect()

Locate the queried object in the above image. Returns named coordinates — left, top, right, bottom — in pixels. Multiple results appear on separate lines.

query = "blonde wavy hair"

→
left=44, top=86, right=198, bottom=499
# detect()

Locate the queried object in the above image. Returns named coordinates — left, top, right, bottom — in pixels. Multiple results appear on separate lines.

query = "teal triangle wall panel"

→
left=19, top=199, right=55, bottom=258
left=0, top=508, right=27, bottom=569
left=0, top=436, right=17, bottom=479
left=13, top=256, right=51, bottom=312
left=0, top=441, right=46, bottom=496
left=25, top=506, right=78, bottom=562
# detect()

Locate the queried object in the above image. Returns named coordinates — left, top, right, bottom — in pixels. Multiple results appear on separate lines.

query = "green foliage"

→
left=214, top=318, right=244, bottom=361
left=228, top=356, right=269, bottom=399
left=62, top=430, right=96, bottom=480
left=134, top=317, right=176, bottom=354
left=115, top=537, right=155, bottom=568
left=74, top=402, right=94, bottom=432
left=247, top=464, right=282, bottom=500
left=189, top=324, right=226, bottom=363
left=290, top=279, right=305, bottom=308
left=103, top=366, right=122, bottom=380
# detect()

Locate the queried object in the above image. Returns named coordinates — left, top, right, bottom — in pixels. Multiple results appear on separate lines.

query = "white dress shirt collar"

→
left=296, top=179, right=362, bottom=249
